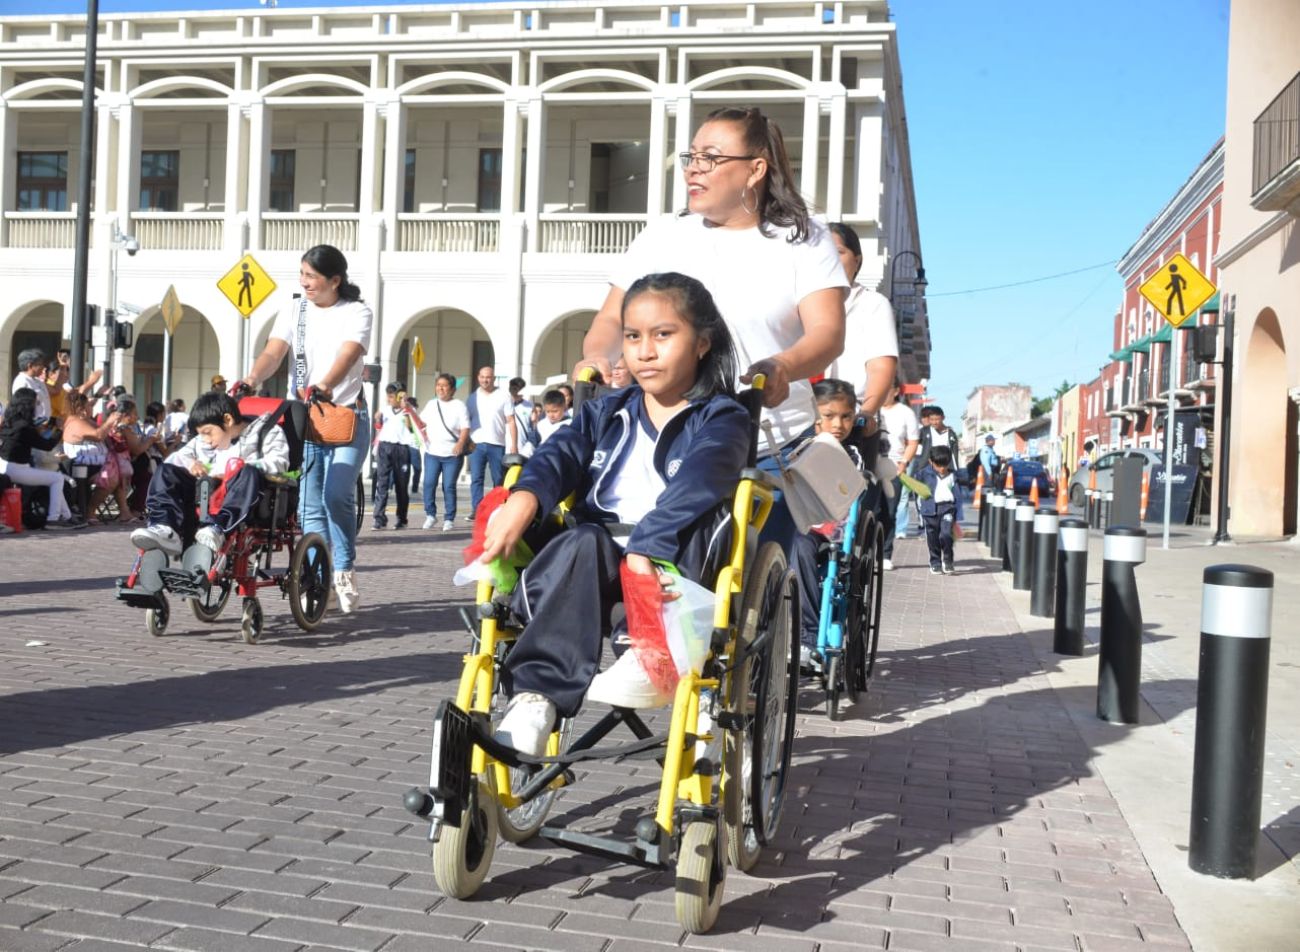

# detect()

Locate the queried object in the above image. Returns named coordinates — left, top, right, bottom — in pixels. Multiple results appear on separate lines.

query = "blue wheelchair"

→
left=810, top=484, right=884, bottom=719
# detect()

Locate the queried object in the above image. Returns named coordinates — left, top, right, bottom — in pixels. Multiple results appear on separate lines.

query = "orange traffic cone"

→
left=1029, top=477, right=1040, bottom=509
left=1140, top=469, right=1150, bottom=521
left=973, top=467, right=984, bottom=508
left=1056, top=469, right=1069, bottom=515
left=1004, top=466, right=1015, bottom=492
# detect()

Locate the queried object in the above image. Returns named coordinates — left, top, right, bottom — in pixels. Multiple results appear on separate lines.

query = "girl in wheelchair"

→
left=472, top=271, right=750, bottom=757
left=789, top=378, right=873, bottom=669
left=130, top=391, right=289, bottom=563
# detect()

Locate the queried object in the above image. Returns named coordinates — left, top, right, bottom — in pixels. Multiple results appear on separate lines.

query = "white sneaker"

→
left=422, top=515, right=437, bottom=530
left=883, top=559, right=894, bottom=571
left=494, top=692, right=556, bottom=758
left=334, top=569, right=360, bottom=614
left=586, top=650, right=671, bottom=709
left=131, top=524, right=182, bottom=557
left=195, top=525, right=224, bottom=553
left=442, top=520, right=454, bottom=532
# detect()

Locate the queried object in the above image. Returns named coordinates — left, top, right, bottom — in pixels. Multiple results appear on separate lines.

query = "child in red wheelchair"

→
left=129, top=391, right=289, bottom=565
left=472, top=272, right=750, bottom=757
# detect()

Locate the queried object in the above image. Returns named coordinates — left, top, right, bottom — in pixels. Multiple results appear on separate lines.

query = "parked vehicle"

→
left=1067, top=449, right=1164, bottom=509
left=995, top=459, right=1057, bottom=498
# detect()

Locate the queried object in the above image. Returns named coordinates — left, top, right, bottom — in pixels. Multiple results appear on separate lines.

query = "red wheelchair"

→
left=115, top=397, right=332, bottom=644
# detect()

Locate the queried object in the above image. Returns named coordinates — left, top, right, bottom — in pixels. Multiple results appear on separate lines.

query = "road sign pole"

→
left=1163, top=387, right=1175, bottom=550
left=162, top=329, right=172, bottom=404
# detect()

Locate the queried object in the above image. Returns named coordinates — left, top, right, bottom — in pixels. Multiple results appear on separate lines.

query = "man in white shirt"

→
left=372, top=383, right=412, bottom=529
left=879, top=382, right=920, bottom=569
left=11, top=348, right=52, bottom=422
left=419, top=372, right=470, bottom=530
left=466, top=366, right=517, bottom=518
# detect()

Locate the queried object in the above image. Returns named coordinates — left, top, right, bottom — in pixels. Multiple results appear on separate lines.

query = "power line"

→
left=927, top=259, right=1119, bottom=297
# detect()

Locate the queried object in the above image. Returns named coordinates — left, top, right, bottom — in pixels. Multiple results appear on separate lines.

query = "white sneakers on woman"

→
left=333, top=569, right=360, bottom=613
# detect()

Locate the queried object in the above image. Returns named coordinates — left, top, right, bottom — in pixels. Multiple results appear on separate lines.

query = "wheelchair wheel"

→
left=726, top=542, right=798, bottom=869
left=675, top=819, right=726, bottom=934
left=355, top=474, right=365, bottom=533
left=496, top=717, right=573, bottom=844
left=190, top=579, right=232, bottom=623
left=240, top=597, right=264, bottom=645
left=432, top=780, right=498, bottom=899
left=146, top=599, right=170, bottom=638
left=826, top=654, right=845, bottom=721
left=288, top=532, right=332, bottom=632
left=853, top=517, right=884, bottom=687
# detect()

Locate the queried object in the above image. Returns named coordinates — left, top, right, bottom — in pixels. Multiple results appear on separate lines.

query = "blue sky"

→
left=11, top=0, right=1231, bottom=429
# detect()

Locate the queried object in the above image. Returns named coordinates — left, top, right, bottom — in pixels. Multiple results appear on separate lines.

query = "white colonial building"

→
left=0, top=0, right=927, bottom=405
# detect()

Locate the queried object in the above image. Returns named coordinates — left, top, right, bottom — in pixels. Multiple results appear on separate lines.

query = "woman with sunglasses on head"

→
left=576, top=106, right=848, bottom=546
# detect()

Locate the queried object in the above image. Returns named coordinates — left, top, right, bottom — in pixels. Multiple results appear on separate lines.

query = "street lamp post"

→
left=889, top=250, right=928, bottom=380
left=109, top=223, right=139, bottom=393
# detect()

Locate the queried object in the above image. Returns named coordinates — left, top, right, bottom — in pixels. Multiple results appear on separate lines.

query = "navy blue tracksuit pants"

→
left=923, top=501, right=957, bottom=569
left=145, top=462, right=265, bottom=539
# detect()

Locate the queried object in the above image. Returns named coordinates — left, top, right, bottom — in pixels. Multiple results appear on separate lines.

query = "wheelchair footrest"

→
left=157, top=568, right=209, bottom=599
left=429, top=699, right=477, bottom=827
left=115, top=581, right=166, bottom=611
left=539, top=824, right=662, bottom=869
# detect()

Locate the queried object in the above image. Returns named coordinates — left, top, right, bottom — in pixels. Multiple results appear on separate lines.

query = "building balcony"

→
left=261, top=213, right=360, bottom=252
left=1251, top=71, right=1300, bottom=212
left=4, top=212, right=78, bottom=249
left=129, top=212, right=224, bottom=251
left=397, top=214, right=500, bottom=253
left=537, top=214, right=647, bottom=255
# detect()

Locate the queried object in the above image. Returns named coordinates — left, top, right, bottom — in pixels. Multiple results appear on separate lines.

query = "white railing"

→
left=130, top=212, right=224, bottom=251
left=4, top=212, right=77, bottom=248
left=261, top=213, right=359, bottom=251
left=397, top=215, right=500, bottom=252
left=538, top=215, right=647, bottom=254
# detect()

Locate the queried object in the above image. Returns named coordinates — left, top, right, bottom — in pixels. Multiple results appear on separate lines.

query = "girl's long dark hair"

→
left=828, top=221, right=862, bottom=259
left=1, top=387, right=38, bottom=436
left=702, top=106, right=811, bottom=242
left=622, top=272, right=738, bottom=402
left=302, top=244, right=362, bottom=302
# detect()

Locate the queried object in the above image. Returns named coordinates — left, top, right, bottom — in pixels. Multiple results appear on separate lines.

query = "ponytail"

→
left=301, top=244, right=363, bottom=303
left=703, top=106, right=811, bottom=242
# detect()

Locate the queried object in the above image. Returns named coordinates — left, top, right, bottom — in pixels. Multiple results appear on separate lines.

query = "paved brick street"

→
left=0, top=524, right=1196, bottom=952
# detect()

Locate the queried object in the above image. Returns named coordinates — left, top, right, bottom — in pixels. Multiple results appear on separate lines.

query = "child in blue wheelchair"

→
left=472, top=272, right=750, bottom=757
left=788, top=378, right=873, bottom=671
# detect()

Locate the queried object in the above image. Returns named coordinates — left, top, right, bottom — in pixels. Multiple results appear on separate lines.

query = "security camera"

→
left=124, top=236, right=140, bottom=256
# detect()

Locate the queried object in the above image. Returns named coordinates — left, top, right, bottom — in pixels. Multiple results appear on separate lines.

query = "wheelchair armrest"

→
left=502, top=453, right=527, bottom=469
left=740, top=467, right=781, bottom=490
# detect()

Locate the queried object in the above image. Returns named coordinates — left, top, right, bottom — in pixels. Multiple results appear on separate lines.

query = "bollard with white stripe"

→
left=1189, top=565, right=1274, bottom=879
left=1053, top=518, right=1089, bottom=654
left=987, top=491, right=1005, bottom=560
left=1097, top=526, right=1147, bottom=724
left=1001, top=491, right=1016, bottom=573
left=978, top=488, right=992, bottom=546
left=1031, top=510, right=1059, bottom=617
left=1012, top=501, right=1035, bottom=591
left=1101, top=489, right=1114, bottom=529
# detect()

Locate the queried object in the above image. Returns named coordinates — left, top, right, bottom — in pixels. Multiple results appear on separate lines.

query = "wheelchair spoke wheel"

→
left=675, top=819, right=726, bottom=934
left=190, top=578, right=231, bottom=623
left=288, top=533, right=332, bottom=632
left=355, top=475, right=366, bottom=533
left=146, top=599, right=170, bottom=638
left=863, top=519, right=884, bottom=685
left=826, top=654, right=844, bottom=721
left=496, top=717, right=573, bottom=843
left=848, top=514, right=883, bottom=690
left=433, top=780, right=498, bottom=899
left=240, top=597, right=264, bottom=645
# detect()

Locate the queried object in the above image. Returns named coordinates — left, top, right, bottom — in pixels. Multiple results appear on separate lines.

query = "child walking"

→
left=916, top=444, right=962, bottom=575
left=476, top=271, right=750, bottom=756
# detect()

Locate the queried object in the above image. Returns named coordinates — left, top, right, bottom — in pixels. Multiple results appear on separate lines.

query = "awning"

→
left=1129, top=335, right=1153, bottom=355
left=1108, top=348, right=1133, bottom=363
left=1200, top=292, right=1220, bottom=315
left=1152, top=323, right=1173, bottom=344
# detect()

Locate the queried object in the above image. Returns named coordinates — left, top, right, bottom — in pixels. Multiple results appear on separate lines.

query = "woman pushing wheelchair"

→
left=472, top=272, right=749, bottom=756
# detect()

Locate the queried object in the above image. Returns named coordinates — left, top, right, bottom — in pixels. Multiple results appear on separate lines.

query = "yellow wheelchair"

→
left=402, top=377, right=799, bottom=933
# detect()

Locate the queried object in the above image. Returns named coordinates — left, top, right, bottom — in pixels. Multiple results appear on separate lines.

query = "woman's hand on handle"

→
left=740, top=356, right=792, bottom=408
left=478, top=490, right=539, bottom=566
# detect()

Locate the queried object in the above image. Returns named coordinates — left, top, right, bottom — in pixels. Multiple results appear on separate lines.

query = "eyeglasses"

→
left=678, top=151, right=756, bottom=172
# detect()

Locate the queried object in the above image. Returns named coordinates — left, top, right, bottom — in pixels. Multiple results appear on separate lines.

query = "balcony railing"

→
left=1182, top=349, right=1202, bottom=387
left=261, top=214, right=358, bottom=252
left=1158, top=349, right=1170, bottom=394
left=397, top=215, right=499, bottom=253
left=4, top=212, right=77, bottom=248
left=1252, top=71, right=1300, bottom=209
left=538, top=214, right=646, bottom=254
left=130, top=212, right=224, bottom=251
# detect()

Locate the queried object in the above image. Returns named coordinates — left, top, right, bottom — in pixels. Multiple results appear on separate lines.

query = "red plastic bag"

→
left=207, top=458, right=245, bottom=515
left=621, top=563, right=679, bottom=698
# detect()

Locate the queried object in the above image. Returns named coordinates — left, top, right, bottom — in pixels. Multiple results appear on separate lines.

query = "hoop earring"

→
left=739, top=184, right=758, bottom=216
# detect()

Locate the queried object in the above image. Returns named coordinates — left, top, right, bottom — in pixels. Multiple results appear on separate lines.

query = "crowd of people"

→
left=6, top=103, right=941, bottom=717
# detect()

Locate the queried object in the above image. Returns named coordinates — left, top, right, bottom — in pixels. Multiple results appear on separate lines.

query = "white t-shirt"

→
left=269, top=295, right=373, bottom=407
left=824, top=284, right=899, bottom=404
left=879, top=402, right=920, bottom=466
left=612, top=214, right=848, bottom=452
left=510, top=401, right=536, bottom=457
left=163, top=411, right=189, bottom=441
left=604, top=419, right=665, bottom=532
left=11, top=372, right=51, bottom=421
left=421, top=397, right=469, bottom=456
left=376, top=405, right=410, bottom=445
left=536, top=416, right=571, bottom=444
left=469, top=386, right=512, bottom=446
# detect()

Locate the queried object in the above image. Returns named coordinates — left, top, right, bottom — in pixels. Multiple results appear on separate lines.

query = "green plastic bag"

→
left=898, top=471, right=932, bottom=499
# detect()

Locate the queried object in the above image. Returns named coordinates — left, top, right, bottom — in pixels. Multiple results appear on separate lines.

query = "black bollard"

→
left=987, top=491, right=1004, bottom=560
left=1012, top=501, right=1034, bottom=591
left=1053, top=518, right=1088, bottom=655
left=1189, top=565, right=1274, bottom=879
left=1031, top=510, right=1059, bottom=617
left=1097, top=526, right=1147, bottom=724
left=977, top=488, right=991, bottom=546
left=1001, top=491, right=1016, bottom=573
left=1086, top=488, right=1099, bottom=529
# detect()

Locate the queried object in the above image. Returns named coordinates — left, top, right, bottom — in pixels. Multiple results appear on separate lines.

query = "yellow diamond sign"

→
left=160, top=284, right=183, bottom=336
left=217, top=254, right=276, bottom=319
left=411, top=336, right=426, bottom=371
left=1138, top=253, right=1216, bottom=328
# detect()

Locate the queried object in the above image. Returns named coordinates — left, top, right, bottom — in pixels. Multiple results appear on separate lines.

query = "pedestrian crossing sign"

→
left=217, top=254, right=276, bottom=318
left=1138, top=253, right=1215, bottom=328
